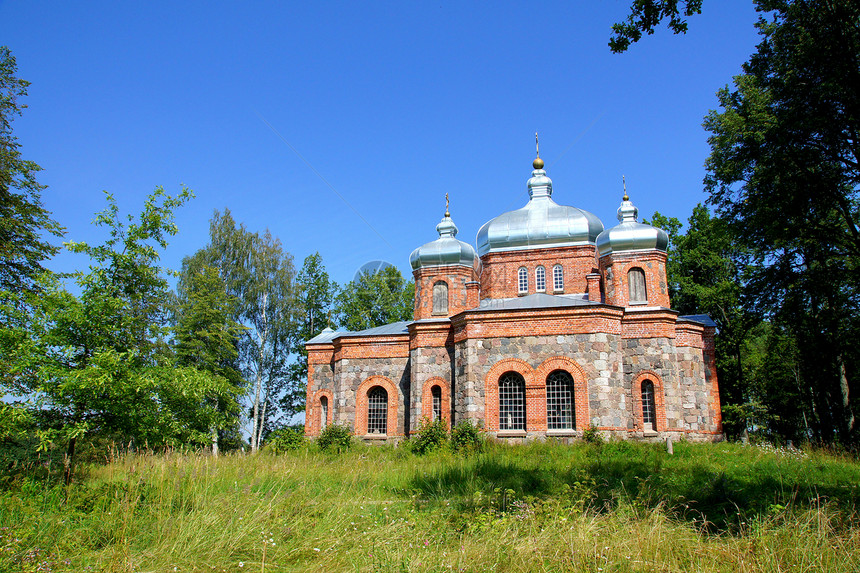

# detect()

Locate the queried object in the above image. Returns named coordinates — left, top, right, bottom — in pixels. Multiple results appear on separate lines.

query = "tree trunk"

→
left=256, top=395, right=268, bottom=450
left=63, top=436, right=77, bottom=487
left=211, top=427, right=219, bottom=458
left=838, top=352, right=855, bottom=439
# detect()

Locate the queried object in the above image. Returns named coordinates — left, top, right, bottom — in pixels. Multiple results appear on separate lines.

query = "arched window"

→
left=517, top=267, right=528, bottom=294
left=431, top=385, right=442, bottom=421
left=367, top=386, right=388, bottom=434
left=319, top=396, right=328, bottom=430
left=499, top=372, right=526, bottom=431
left=628, top=268, right=647, bottom=303
left=553, top=264, right=564, bottom=291
left=546, top=370, right=575, bottom=430
left=641, top=379, right=656, bottom=430
left=535, top=266, right=546, bottom=292
left=432, top=281, right=448, bottom=315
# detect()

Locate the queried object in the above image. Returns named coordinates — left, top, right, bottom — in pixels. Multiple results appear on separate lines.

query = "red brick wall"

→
left=599, top=250, right=669, bottom=308
left=703, top=326, right=723, bottom=433
left=479, top=245, right=599, bottom=299
left=354, top=376, right=401, bottom=437
left=675, top=321, right=705, bottom=348
left=483, top=356, right=589, bottom=432
left=306, top=388, right=334, bottom=437
left=333, top=336, right=409, bottom=361
left=632, top=371, right=667, bottom=432
left=621, top=309, right=678, bottom=339
left=420, top=377, right=451, bottom=425
left=452, top=306, right=625, bottom=344
left=413, top=265, right=478, bottom=320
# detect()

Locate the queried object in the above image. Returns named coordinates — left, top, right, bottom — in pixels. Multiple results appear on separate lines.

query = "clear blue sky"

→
left=2, top=1, right=761, bottom=286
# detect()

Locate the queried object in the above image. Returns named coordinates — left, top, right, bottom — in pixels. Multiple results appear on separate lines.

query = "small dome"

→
left=595, top=195, right=669, bottom=256
left=410, top=212, right=480, bottom=272
left=476, top=163, right=604, bottom=256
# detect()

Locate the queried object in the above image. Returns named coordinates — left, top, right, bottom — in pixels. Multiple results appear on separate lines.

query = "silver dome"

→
left=476, top=165, right=604, bottom=257
left=410, top=213, right=480, bottom=272
left=595, top=195, right=669, bottom=256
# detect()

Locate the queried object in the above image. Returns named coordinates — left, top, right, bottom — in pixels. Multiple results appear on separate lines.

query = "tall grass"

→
left=1, top=440, right=858, bottom=572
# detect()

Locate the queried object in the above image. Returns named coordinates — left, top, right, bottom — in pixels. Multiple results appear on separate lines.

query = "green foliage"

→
left=649, top=206, right=759, bottom=438
left=1, top=187, right=241, bottom=483
left=1, top=442, right=859, bottom=571
left=408, top=417, right=449, bottom=455
left=334, top=265, right=414, bottom=332
left=263, top=426, right=307, bottom=454
left=581, top=425, right=604, bottom=445
left=183, top=209, right=298, bottom=451
left=283, top=252, right=338, bottom=417
left=316, top=424, right=353, bottom=453
left=450, top=420, right=484, bottom=454
left=610, top=0, right=703, bottom=52
left=704, top=0, right=860, bottom=444
left=0, top=46, right=63, bottom=295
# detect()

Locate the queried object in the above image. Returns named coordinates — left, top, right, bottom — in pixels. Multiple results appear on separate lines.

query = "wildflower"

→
left=239, top=562, right=244, bottom=568
left=313, top=548, right=320, bottom=552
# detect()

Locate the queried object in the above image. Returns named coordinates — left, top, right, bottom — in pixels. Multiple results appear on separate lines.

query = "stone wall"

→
left=333, top=356, right=410, bottom=436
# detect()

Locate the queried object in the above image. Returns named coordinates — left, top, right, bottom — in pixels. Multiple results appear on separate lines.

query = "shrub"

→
left=582, top=424, right=603, bottom=445
left=409, top=417, right=449, bottom=455
left=264, top=427, right=307, bottom=454
left=316, top=424, right=354, bottom=453
left=451, top=420, right=484, bottom=454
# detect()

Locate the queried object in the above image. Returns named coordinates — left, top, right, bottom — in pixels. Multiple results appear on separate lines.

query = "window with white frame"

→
left=535, top=266, right=546, bottom=292
left=517, top=267, right=528, bottom=294
left=641, top=379, right=656, bottom=430
left=546, top=370, right=575, bottom=430
left=499, top=372, right=526, bottom=431
left=431, top=385, right=442, bottom=421
left=553, top=264, right=564, bottom=291
left=367, top=386, right=388, bottom=434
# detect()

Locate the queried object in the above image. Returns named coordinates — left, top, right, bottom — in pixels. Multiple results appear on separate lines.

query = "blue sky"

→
left=2, top=1, right=761, bottom=287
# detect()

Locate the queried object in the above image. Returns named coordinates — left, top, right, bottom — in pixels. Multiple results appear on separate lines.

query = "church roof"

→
left=469, top=293, right=601, bottom=312
left=595, top=192, right=669, bottom=256
left=476, top=160, right=604, bottom=256
left=409, top=210, right=479, bottom=272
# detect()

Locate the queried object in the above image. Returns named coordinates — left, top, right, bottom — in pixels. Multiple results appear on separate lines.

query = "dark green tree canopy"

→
left=610, top=0, right=703, bottom=52
left=704, top=0, right=860, bottom=442
left=334, top=265, right=414, bottom=332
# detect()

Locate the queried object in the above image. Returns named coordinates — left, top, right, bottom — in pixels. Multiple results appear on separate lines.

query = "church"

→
left=304, top=150, right=723, bottom=443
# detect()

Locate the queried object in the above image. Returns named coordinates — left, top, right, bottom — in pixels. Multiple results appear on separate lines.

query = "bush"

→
left=582, top=425, right=603, bottom=445
left=409, top=417, right=449, bottom=455
left=264, top=427, right=307, bottom=454
left=450, top=420, right=484, bottom=454
left=316, top=424, right=354, bottom=453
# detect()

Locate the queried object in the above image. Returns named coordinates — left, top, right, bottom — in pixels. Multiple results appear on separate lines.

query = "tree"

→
left=334, top=265, right=413, bottom=332
left=0, top=46, right=63, bottom=294
left=649, top=206, right=760, bottom=437
left=704, top=0, right=860, bottom=443
left=610, top=0, right=703, bottom=52
left=282, top=253, right=337, bottom=418
left=4, top=187, right=238, bottom=482
left=189, top=209, right=297, bottom=452
left=174, top=264, right=245, bottom=455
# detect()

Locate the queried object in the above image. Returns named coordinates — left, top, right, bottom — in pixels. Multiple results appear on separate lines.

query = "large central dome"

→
left=476, top=160, right=604, bottom=257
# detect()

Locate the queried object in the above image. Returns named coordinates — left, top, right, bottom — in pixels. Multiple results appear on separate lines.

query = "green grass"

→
left=1, top=440, right=858, bottom=572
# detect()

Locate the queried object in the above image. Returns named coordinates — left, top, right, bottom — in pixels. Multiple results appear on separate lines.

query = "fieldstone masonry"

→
left=304, top=159, right=723, bottom=444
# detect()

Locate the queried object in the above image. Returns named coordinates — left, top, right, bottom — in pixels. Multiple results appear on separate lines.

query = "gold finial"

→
left=533, top=132, right=545, bottom=170
left=445, top=193, right=450, bottom=218
left=622, top=175, right=629, bottom=201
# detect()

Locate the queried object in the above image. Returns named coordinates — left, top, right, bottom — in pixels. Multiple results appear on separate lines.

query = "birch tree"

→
left=193, top=210, right=296, bottom=452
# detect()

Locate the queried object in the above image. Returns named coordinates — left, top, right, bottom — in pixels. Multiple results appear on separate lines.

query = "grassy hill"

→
left=1, top=439, right=858, bottom=572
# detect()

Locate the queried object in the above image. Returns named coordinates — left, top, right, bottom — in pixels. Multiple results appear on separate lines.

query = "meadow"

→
left=1, top=438, right=859, bottom=572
